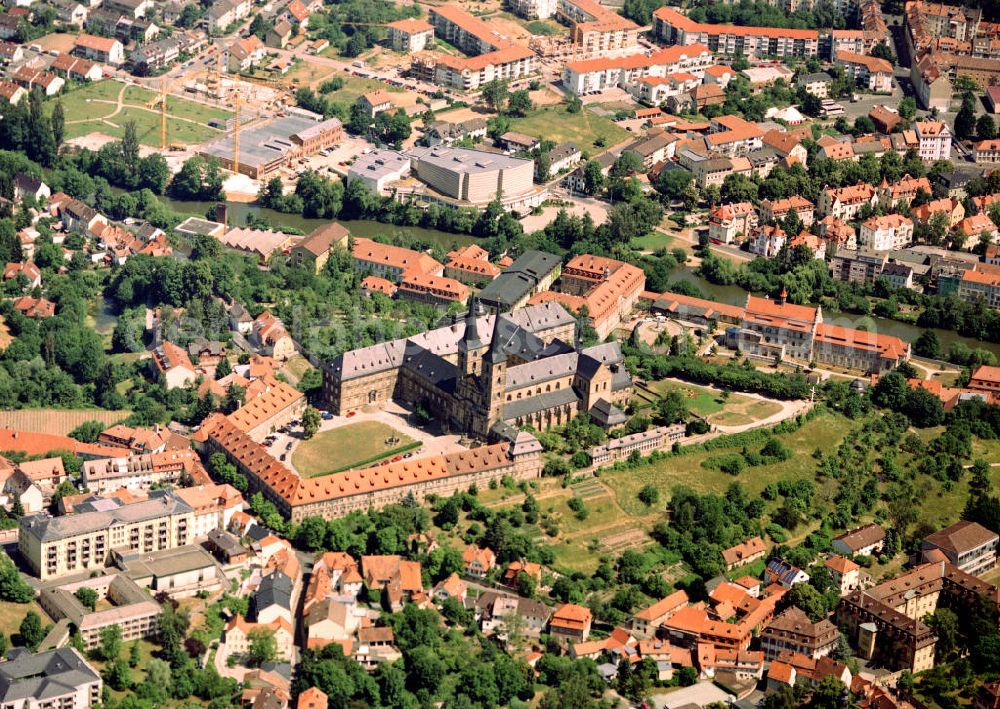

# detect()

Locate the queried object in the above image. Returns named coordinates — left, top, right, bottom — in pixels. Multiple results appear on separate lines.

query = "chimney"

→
left=777, top=287, right=787, bottom=305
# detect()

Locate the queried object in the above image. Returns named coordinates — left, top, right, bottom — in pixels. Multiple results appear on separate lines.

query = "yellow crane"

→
left=232, top=90, right=241, bottom=177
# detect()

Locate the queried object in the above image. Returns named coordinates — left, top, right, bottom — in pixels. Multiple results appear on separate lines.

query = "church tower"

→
left=478, top=322, right=507, bottom=434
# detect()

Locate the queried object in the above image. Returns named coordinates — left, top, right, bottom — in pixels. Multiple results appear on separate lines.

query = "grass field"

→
left=57, top=80, right=231, bottom=147
left=0, top=601, right=47, bottom=641
left=603, top=413, right=856, bottom=517
left=292, top=421, right=416, bottom=476
left=0, top=408, right=129, bottom=435
left=509, top=105, right=631, bottom=150
left=281, top=355, right=314, bottom=385
left=320, top=75, right=406, bottom=104
left=644, top=380, right=783, bottom=426
left=632, top=231, right=678, bottom=252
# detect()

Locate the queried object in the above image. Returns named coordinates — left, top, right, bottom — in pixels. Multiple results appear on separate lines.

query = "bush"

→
left=765, top=523, right=788, bottom=543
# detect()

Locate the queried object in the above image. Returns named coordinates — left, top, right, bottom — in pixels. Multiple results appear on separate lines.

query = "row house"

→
left=414, top=46, right=537, bottom=91
left=561, top=43, right=713, bottom=96
left=653, top=6, right=822, bottom=59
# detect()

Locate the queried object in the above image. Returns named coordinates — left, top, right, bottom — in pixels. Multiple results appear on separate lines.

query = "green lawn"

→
left=508, top=105, right=631, bottom=150
left=292, top=421, right=417, bottom=476
left=633, top=231, right=678, bottom=252
left=319, top=75, right=406, bottom=104
left=603, top=413, right=855, bottom=517
left=54, top=80, right=127, bottom=121
left=57, top=80, right=230, bottom=146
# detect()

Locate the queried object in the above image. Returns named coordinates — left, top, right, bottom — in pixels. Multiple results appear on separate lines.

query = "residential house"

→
left=206, top=0, right=251, bottom=32
left=74, top=34, right=124, bottom=65
left=265, top=20, right=293, bottom=49
left=462, top=546, right=496, bottom=579
left=151, top=341, right=197, bottom=389
left=550, top=603, right=592, bottom=642
left=825, top=555, right=861, bottom=595
left=832, top=523, right=885, bottom=557
left=749, top=225, right=786, bottom=258
left=721, top=536, right=767, bottom=571
left=358, top=90, right=394, bottom=117
left=765, top=559, right=809, bottom=587
left=3, top=261, right=41, bottom=289
left=797, top=71, right=832, bottom=97
left=629, top=590, right=688, bottom=639
left=915, top=120, right=952, bottom=161
left=226, top=34, right=265, bottom=72
left=251, top=311, right=295, bottom=361
left=859, top=214, right=914, bottom=251
left=836, top=50, right=893, bottom=92
left=818, top=183, right=878, bottom=220
left=708, top=202, right=757, bottom=244
left=289, top=223, right=348, bottom=273
left=759, top=195, right=814, bottom=227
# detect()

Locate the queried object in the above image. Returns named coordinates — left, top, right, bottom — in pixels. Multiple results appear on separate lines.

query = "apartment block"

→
left=19, top=490, right=194, bottom=580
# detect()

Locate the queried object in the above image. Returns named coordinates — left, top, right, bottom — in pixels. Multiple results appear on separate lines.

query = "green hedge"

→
left=325, top=440, right=422, bottom=474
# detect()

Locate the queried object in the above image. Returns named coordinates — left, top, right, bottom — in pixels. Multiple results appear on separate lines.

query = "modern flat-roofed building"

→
left=19, top=490, right=195, bottom=580
left=199, top=111, right=343, bottom=179
left=406, top=145, right=543, bottom=211
left=557, top=0, right=640, bottom=57
left=347, top=150, right=412, bottom=195
left=653, top=6, right=822, bottom=59
left=0, top=648, right=102, bottom=709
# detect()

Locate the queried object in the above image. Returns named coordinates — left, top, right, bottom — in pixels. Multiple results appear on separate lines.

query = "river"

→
left=157, top=196, right=476, bottom=250
left=155, top=195, right=999, bottom=356
left=669, top=267, right=1000, bottom=358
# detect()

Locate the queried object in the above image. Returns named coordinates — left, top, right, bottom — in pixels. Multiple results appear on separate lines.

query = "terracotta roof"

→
left=653, top=6, right=819, bottom=39
left=825, top=555, right=860, bottom=574
left=721, top=536, right=766, bottom=566
left=352, top=237, right=441, bottom=278
left=836, top=49, right=893, bottom=73
left=360, top=275, right=397, bottom=296
left=551, top=603, right=592, bottom=631
left=226, top=378, right=304, bottom=433
left=75, top=33, right=119, bottom=53
left=633, top=589, right=689, bottom=622
left=152, top=341, right=194, bottom=374
left=833, top=523, right=885, bottom=552
left=768, top=660, right=795, bottom=685
left=815, top=323, right=909, bottom=360
left=297, top=687, right=328, bottom=709
left=565, top=43, right=710, bottom=75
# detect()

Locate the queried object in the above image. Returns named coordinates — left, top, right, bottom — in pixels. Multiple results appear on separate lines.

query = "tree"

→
left=74, top=587, right=98, bottom=612
left=247, top=627, right=277, bottom=666
left=925, top=607, right=959, bottom=659
left=955, top=92, right=977, bottom=140
left=809, top=676, right=846, bottom=709
left=638, top=484, right=659, bottom=506
left=128, top=640, right=141, bottom=668
left=978, top=113, right=997, bottom=140
left=0, top=558, right=34, bottom=603
left=214, top=356, right=232, bottom=380
left=566, top=94, right=582, bottom=114
left=899, top=96, right=917, bottom=120
left=581, top=160, right=604, bottom=195
left=786, top=585, right=828, bottom=623
left=507, top=89, right=533, bottom=117
left=249, top=13, right=272, bottom=40
left=655, top=168, right=694, bottom=201
left=481, top=79, right=509, bottom=113
left=870, top=41, right=894, bottom=62
left=302, top=406, right=321, bottom=439
left=51, top=102, right=65, bottom=149
left=914, top=329, right=941, bottom=359
left=18, top=611, right=44, bottom=651
left=100, top=624, right=122, bottom=662
left=0, top=631, right=7, bottom=658
left=611, top=152, right=643, bottom=178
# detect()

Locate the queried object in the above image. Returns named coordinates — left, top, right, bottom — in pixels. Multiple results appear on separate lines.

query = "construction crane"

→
left=232, top=90, right=241, bottom=177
